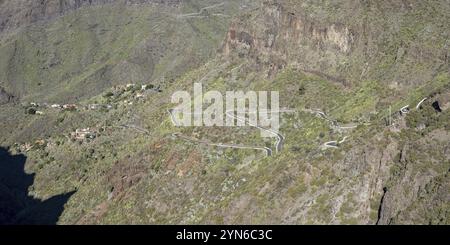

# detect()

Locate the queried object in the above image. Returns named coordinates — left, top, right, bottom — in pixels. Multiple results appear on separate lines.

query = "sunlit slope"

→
left=0, top=1, right=249, bottom=103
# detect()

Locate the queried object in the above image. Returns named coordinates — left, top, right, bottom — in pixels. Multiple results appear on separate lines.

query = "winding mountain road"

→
left=323, top=136, right=349, bottom=149
left=114, top=124, right=150, bottom=135
left=168, top=109, right=293, bottom=156
left=168, top=98, right=431, bottom=154
left=225, top=109, right=295, bottom=153
left=171, top=132, right=273, bottom=157
left=167, top=106, right=365, bottom=155
left=400, top=105, right=410, bottom=114
left=177, top=2, right=226, bottom=18
left=168, top=106, right=370, bottom=155
left=416, top=97, right=427, bottom=109
left=301, top=109, right=358, bottom=149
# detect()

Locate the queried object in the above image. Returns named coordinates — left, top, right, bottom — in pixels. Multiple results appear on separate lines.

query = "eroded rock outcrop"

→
left=222, top=1, right=356, bottom=79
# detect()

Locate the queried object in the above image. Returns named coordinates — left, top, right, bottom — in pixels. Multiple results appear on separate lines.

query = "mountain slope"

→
left=0, top=0, right=254, bottom=102
left=0, top=0, right=449, bottom=224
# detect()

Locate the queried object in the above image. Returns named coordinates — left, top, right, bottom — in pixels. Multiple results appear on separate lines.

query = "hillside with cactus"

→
left=0, top=0, right=449, bottom=225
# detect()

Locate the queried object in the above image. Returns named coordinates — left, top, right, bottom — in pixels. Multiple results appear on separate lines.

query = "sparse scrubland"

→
left=0, top=0, right=449, bottom=224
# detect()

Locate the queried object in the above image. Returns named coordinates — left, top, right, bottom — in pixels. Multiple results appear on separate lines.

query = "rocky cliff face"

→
left=222, top=0, right=449, bottom=88
left=223, top=1, right=355, bottom=79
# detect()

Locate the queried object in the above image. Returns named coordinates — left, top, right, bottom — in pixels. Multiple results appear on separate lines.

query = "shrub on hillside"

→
left=26, top=107, right=37, bottom=115
left=104, top=91, right=114, bottom=98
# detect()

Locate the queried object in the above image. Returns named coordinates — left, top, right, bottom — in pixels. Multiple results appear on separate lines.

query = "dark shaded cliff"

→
left=0, top=147, right=75, bottom=224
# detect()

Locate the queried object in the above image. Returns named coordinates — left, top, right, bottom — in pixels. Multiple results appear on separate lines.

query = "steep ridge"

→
left=221, top=0, right=449, bottom=88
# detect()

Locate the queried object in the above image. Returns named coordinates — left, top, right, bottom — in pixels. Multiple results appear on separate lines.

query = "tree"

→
left=104, top=91, right=114, bottom=98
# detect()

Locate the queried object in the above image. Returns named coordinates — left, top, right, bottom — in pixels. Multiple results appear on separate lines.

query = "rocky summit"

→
left=0, top=0, right=449, bottom=225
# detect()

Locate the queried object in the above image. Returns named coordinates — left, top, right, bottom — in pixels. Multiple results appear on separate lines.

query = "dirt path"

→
left=323, top=136, right=349, bottom=149
left=177, top=2, right=226, bottom=18
left=225, top=110, right=294, bottom=154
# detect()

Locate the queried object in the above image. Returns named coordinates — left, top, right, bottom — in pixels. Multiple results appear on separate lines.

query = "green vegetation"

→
left=0, top=0, right=449, bottom=225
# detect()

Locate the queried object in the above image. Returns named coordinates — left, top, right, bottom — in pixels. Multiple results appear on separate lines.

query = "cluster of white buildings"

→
left=71, top=128, right=96, bottom=141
